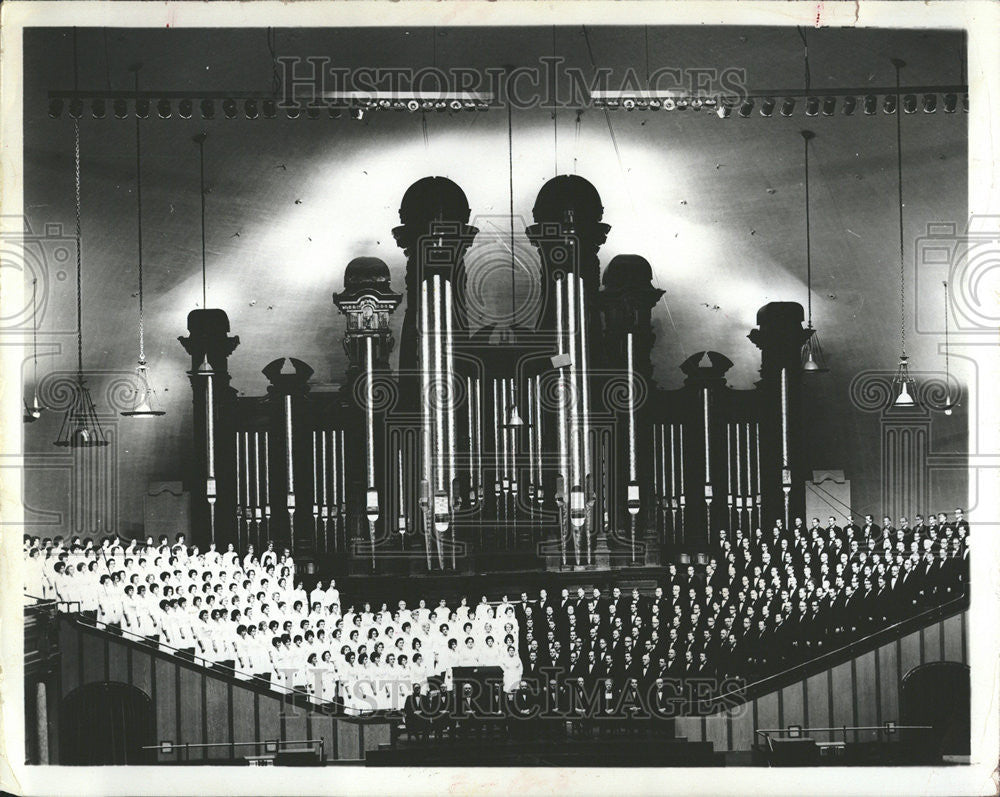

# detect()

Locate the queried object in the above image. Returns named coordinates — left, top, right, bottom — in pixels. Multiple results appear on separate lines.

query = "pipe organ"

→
left=179, top=177, right=812, bottom=573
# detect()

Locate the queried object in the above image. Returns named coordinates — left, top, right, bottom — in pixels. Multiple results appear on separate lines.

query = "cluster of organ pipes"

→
left=231, top=427, right=347, bottom=553
left=650, top=420, right=767, bottom=544
left=419, top=274, right=459, bottom=569
left=553, top=273, right=596, bottom=567
left=652, top=422, right=686, bottom=546
left=725, top=421, right=764, bottom=532
left=492, top=377, right=518, bottom=537
left=180, top=176, right=818, bottom=569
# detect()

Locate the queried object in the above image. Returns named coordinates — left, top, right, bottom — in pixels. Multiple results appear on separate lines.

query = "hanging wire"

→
left=268, top=27, right=281, bottom=96
left=797, top=26, right=811, bottom=92
left=195, top=133, right=208, bottom=308
left=581, top=24, right=677, bottom=354
left=72, top=27, right=86, bottom=385
left=103, top=28, right=112, bottom=91
left=74, top=119, right=83, bottom=378
left=133, top=66, right=146, bottom=364
left=803, top=130, right=813, bottom=328
left=943, top=280, right=951, bottom=380
left=893, top=59, right=906, bottom=357
left=32, top=277, right=39, bottom=385
left=552, top=25, right=558, bottom=175
left=507, top=81, right=516, bottom=325
left=421, top=28, right=434, bottom=171
left=582, top=27, right=627, bottom=181
left=573, top=109, right=582, bottom=174
left=644, top=25, right=650, bottom=87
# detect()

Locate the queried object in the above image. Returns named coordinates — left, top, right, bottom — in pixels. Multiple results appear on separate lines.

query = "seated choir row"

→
left=22, top=507, right=968, bottom=712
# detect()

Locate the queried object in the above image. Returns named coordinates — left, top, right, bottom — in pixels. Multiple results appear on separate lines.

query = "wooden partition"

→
left=674, top=610, right=968, bottom=752
left=55, top=618, right=390, bottom=764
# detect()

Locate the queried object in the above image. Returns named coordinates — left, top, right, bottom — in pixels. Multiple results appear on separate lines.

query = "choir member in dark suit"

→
left=536, top=588, right=552, bottom=618
left=626, top=588, right=646, bottom=625
left=954, top=508, right=969, bottom=536
left=404, top=683, right=430, bottom=739
left=871, top=577, right=891, bottom=628
left=515, top=592, right=532, bottom=625
left=606, top=586, right=625, bottom=624
left=558, top=588, right=573, bottom=619
left=506, top=680, right=541, bottom=740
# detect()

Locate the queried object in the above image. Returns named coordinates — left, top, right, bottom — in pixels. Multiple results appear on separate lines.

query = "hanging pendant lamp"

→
left=24, top=277, right=46, bottom=423
left=939, top=280, right=959, bottom=415
left=888, top=59, right=917, bottom=407
left=55, top=119, right=110, bottom=447
left=503, top=93, right=526, bottom=428
left=188, top=131, right=215, bottom=383
left=798, top=129, right=829, bottom=373
left=122, top=64, right=165, bottom=418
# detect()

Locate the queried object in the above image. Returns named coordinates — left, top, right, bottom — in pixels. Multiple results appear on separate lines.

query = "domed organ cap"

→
left=398, top=176, right=471, bottom=228
left=755, top=301, right=805, bottom=328
left=602, top=254, right=653, bottom=290
left=532, top=175, right=605, bottom=226
left=343, top=256, right=391, bottom=290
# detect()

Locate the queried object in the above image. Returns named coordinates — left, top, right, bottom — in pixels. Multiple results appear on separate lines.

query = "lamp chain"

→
left=134, top=69, right=146, bottom=364
left=32, top=277, right=38, bottom=384
left=895, top=60, right=906, bottom=358
left=552, top=25, right=558, bottom=175
left=197, top=134, right=207, bottom=309
left=804, top=132, right=812, bottom=328
left=943, top=280, right=950, bottom=380
left=508, top=85, right=516, bottom=326
left=74, top=118, right=83, bottom=380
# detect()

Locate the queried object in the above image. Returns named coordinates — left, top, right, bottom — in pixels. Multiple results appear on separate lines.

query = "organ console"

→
left=178, top=177, right=813, bottom=573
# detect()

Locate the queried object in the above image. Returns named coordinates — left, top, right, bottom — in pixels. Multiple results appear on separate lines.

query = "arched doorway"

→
left=60, top=682, right=155, bottom=765
left=899, top=661, right=970, bottom=759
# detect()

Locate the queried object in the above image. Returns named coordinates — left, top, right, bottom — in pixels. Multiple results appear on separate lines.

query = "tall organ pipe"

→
left=493, top=379, right=501, bottom=497
left=555, top=277, right=569, bottom=564
left=500, top=375, right=509, bottom=491
left=444, top=280, right=457, bottom=509
left=284, top=394, right=294, bottom=508
left=508, top=378, right=517, bottom=496
left=577, top=276, right=592, bottom=562
left=444, top=280, right=457, bottom=568
left=466, top=375, right=475, bottom=503
left=419, top=282, right=433, bottom=567
left=474, top=377, right=483, bottom=502
left=533, top=377, right=543, bottom=502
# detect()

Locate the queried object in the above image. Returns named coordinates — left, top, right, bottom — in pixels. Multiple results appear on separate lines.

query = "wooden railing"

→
left=65, top=612, right=343, bottom=715
left=696, top=594, right=968, bottom=713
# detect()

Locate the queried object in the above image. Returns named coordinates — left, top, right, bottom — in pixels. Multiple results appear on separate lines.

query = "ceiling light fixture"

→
left=23, top=277, right=46, bottom=423
left=798, top=130, right=828, bottom=373
left=122, top=64, right=165, bottom=418
left=889, top=59, right=917, bottom=407
left=55, top=115, right=110, bottom=447
left=939, top=280, right=959, bottom=415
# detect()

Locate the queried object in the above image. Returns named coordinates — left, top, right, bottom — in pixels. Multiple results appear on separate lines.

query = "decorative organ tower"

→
left=393, top=178, right=479, bottom=569
left=180, top=174, right=812, bottom=577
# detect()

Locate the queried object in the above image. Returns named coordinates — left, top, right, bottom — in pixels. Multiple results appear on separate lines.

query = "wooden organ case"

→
left=178, top=177, right=812, bottom=575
